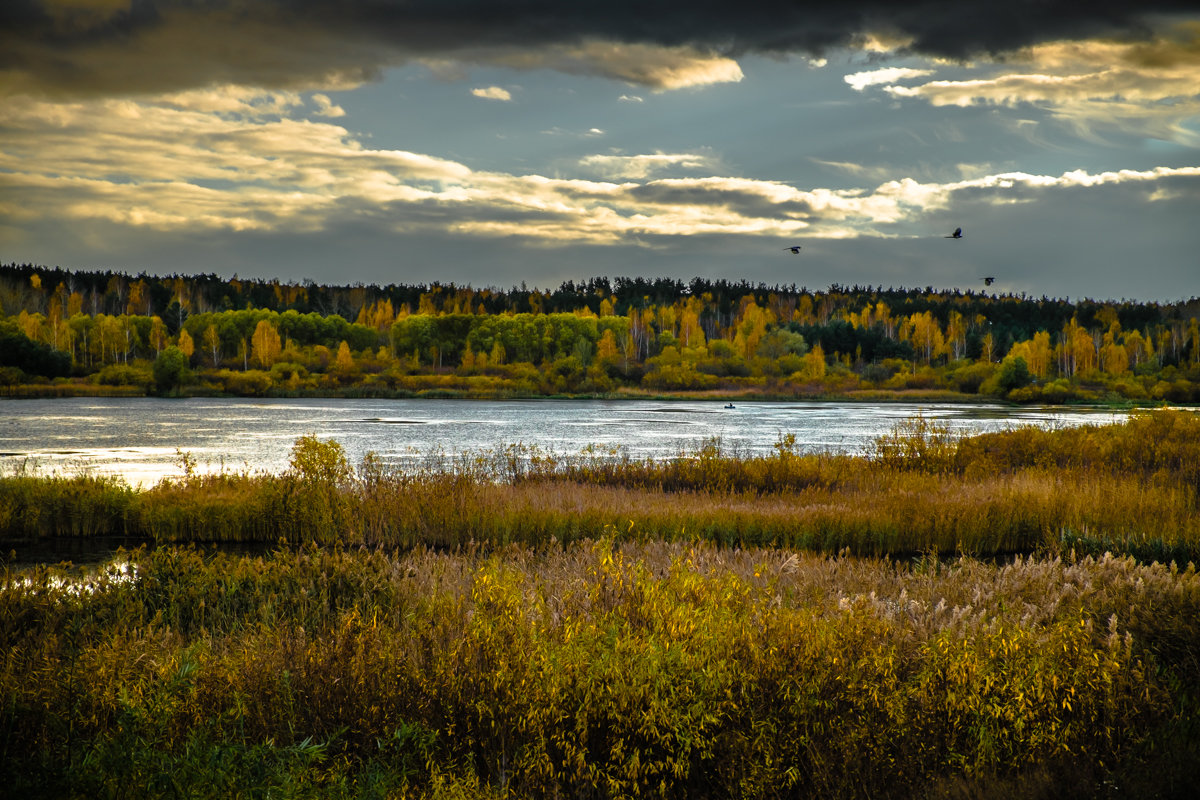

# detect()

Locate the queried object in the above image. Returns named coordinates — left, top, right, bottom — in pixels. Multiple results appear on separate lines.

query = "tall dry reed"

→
left=2, top=541, right=1198, bottom=798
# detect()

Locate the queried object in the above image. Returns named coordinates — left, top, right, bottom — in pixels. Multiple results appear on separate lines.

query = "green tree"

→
left=0, top=329, right=72, bottom=377
left=995, top=354, right=1033, bottom=393
left=153, top=346, right=190, bottom=396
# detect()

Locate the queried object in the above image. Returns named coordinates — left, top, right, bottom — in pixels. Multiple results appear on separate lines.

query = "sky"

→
left=2, top=1, right=1199, bottom=302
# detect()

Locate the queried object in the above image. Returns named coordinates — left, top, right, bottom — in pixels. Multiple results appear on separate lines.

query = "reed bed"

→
left=3, top=411, right=1198, bottom=562
left=0, top=472, right=135, bottom=540
left=2, top=541, right=1198, bottom=799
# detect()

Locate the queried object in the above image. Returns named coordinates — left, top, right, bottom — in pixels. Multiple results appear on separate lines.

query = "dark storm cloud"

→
left=2, top=0, right=1195, bottom=97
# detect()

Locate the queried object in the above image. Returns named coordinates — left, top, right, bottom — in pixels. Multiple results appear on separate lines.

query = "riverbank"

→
left=0, top=379, right=1174, bottom=409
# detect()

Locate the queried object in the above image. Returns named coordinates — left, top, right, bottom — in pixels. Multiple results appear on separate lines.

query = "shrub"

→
left=95, top=362, right=154, bottom=389
left=2, top=543, right=1197, bottom=799
left=947, top=361, right=995, bottom=394
left=989, top=354, right=1032, bottom=395
left=214, top=369, right=273, bottom=396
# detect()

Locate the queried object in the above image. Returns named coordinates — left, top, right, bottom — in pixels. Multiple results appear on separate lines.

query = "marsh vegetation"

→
left=3, top=411, right=1199, bottom=798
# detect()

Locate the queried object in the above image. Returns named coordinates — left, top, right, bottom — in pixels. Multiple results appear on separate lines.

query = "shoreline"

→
left=0, top=382, right=1172, bottom=410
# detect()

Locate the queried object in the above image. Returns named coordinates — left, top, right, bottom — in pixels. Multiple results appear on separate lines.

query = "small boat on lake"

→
left=725, top=403, right=736, bottom=409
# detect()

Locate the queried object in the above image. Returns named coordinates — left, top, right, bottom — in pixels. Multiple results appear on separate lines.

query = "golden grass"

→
left=2, top=540, right=1198, bottom=798
left=3, top=411, right=1198, bottom=564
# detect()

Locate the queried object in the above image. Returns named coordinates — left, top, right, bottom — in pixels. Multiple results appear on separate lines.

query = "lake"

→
left=0, top=397, right=1133, bottom=486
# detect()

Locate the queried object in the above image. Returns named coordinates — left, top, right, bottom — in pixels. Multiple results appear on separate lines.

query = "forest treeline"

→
left=2, top=262, right=1199, bottom=402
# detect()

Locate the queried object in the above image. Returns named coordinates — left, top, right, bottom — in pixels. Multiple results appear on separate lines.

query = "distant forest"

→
left=2, top=262, right=1198, bottom=403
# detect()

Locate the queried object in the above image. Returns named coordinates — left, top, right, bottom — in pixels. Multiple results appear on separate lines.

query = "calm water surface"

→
left=0, top=397, right=1131, bottom=486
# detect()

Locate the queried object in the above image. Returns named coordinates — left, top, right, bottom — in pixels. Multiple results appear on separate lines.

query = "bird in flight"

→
left=945, top=227, right=963, bottom=239
left=783, top=246, right=802, bottom=254
left=981, top=276, right=995, bottom=286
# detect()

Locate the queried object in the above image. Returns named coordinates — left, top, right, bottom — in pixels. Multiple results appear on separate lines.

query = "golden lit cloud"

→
left=1, top=87, right=1196, bottom=250
left=484, top=41, right=744, bottom=89
left=471, top=86, right=512, bottom=101
left=878, top=23, right=1200, bottom=143
left=853, top=31, right=917, bottom=54
left=312, top=94, right=346, bottom=117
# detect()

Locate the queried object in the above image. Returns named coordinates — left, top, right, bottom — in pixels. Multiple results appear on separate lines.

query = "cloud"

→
left=0, top=91, right=473, bottom=237
left=471, top=86, right=512, bottom=101
left=844, top=67, right=936, bottom=91
left=541, top=127, right=606, bottom=137
left=878, top=23, right=1200, bottom=142
left=811, top=159, right=890, bottom=179
left=808, top=158, right=991, bottom=184
left=1, top=87, right=1197, bottom=254
left=580, top=151, right=718, bottom=179
left=478, top=41, right=743, bottom=89
left=2, top=1, right=1194, bottom=98
left=312, top=93, right=346, bottom=117
left=154, top=85, right=310, bottom=116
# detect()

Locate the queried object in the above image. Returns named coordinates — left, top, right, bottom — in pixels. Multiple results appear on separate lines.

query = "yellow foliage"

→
left=178, top=328, right=195, bottom=360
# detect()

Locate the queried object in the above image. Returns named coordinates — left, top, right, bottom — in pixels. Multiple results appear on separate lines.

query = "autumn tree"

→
left=17, top=310, right=42, bottom=342
left=679, top=297, right=706, bottom=349
left=733, top=301, right=771, bottom=359
left=67, top=290, right=84, bottom=318
left=1101, top=327, right=1128, bottom=375
left=203, top=324, right=222, bottom=367
left=127, top=279, right=149, bottom=315
left=596, top=329, right=620, bottom=367
left=902, top=311, right=947, bottom=365
left=27, top=273, right=45, bottom=313
left=946, top=311, right=967, bottom=360
left=459, top=343, right=477, bottom=372
left=1124, top=329, right=1151, bottom=370
left=793, top=343, right=826, bottom=382
left=334, top=340, right=355, bottom=375
left=251, top=319, right=282, bottom=368
left=356, top=299, right=395, bottom=331
left=980, top=331, right=995, bottom=363
left=178, top=328, right=195, bottom=363
left=1007, top=331, right=1052, bottom=378
left=95, top=314, right=123, bottom=363
left=149, top=316, right=168, bottom=356
left=1057, top=317, right=1095, bottom=377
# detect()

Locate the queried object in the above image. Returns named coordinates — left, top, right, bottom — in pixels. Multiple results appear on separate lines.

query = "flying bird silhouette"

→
left=945, top=227, right=963, bottom=239
left=783, top=246, right=802, bottom=254
left=982, top=276, right=995, bottom=286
